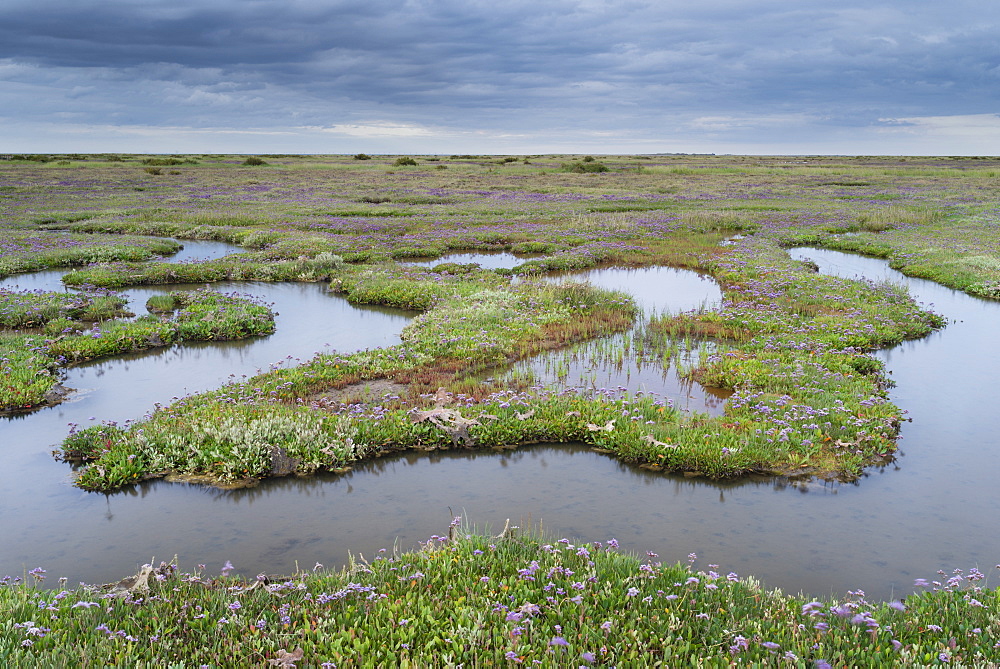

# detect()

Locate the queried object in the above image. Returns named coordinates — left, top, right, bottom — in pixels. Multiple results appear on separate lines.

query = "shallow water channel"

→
left=507, top=265, right=729, bottom=414
left=3, top=246, right=997, bottom=601
left=0, top=240, right=413, bottom=583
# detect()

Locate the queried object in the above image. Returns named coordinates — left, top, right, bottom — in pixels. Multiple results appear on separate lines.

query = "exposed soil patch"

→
left=308, top=378, right=408, bottom=405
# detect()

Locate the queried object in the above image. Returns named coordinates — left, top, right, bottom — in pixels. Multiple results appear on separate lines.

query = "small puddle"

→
left=543, top=265, right=722, bottom=314
left=497, top=332, right=731, bottom=415
left=401, top=251, right=539, bottom=270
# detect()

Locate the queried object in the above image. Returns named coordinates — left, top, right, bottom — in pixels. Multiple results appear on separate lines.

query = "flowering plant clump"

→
left=0, top=229, right=181, bottom=278
left=0, top=288, right=128, bottom=328
left=1, top=527, right=997, bottom=666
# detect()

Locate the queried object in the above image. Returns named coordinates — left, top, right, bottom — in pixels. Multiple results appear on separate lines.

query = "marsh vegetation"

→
left=3, top=153, right=1000, bottom=665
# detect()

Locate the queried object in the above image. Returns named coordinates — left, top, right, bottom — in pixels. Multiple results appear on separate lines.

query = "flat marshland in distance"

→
left=2, top=153, right=999, bottom=666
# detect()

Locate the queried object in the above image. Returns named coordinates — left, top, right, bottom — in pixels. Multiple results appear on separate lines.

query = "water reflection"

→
left=402, top=251, right=539, bottom=270
left=48, top=443, right=804, bottom=584
left=543, top=265, right=721, bottom=314
left=4, top=244, right=1000, bottom=603
left=500, top=332, right=731, bottom=415
left=510, top=265, right=727, bottom=412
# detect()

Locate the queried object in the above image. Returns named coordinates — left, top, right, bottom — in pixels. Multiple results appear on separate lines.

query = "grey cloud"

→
left=3, top=1, right=1000, bottom=151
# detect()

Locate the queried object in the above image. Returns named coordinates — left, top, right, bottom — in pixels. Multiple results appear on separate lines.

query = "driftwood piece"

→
left=431, top=386, right=453, bottom=407
left=269, top=446, right=299, bottom=476
left=105, top=559, right=176, bottom=595
left=641, top=434, right=677, bottom=449
left=409, top=407, right=480, bottom=446
left=268, top=647, right=304, bottom=667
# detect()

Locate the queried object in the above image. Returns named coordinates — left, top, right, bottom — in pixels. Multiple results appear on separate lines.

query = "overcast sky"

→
left=2, top=0, right=999, bottom=155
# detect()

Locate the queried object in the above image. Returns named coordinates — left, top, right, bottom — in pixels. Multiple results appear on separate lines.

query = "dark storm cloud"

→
left=3, top=0, right=1000, bottom=152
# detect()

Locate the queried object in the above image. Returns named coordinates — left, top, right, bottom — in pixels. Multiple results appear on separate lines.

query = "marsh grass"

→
left=0, top=155, right=1000, bottom=604
left=0, top=332, right=60, bottom=410
left=59, top=239, right=943, bottom=488
left=0, top=290, right=128, bottom=328
left=0, top=231, right=181, bottom=278
left=62, top=254, right=345, bottom=288
left=0, top=290, right=275, bottom=411
left=3, top=155, right=979, bottom=475
left=45, top=290, right=275, bottom=364
left=7, top=153, right=1000, bottom=663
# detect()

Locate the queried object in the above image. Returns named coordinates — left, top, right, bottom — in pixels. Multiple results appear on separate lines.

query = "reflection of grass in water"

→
left=0, top=156, right=983, bottom=481
left=510, top=327, right=715, bottom=401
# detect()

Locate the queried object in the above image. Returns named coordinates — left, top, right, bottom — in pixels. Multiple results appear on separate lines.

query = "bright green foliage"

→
left=170, top=290, right=276, bottom=340
left=0, top=290, right=275, bottom=410
left=62, top=254, right=344, bottom=288
left=46, top=317, right=179, bottom=362
left=56, top=249, right=942, bottom=488
left=0, top=290, right=128, bottom=327
left=1, top=530, right=996, bottom=667
left=0, top=230, right=180, bottom=278
left=0, top=333, right=59, bottom=410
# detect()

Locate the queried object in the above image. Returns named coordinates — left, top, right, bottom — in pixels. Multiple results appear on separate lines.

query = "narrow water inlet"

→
left=502, top=265, right=729, bottom=413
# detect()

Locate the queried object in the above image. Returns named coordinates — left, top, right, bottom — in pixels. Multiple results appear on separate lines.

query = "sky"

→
left=2, top=0, right=999, bottom=155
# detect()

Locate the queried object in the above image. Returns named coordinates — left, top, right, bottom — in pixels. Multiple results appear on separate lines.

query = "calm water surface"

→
left=1, top=240, right=413, bottom=583
left=511, top=265, right=728, bottom=413
left=3, top=245, right=997, bottom=601
left=402, top=251, right=538, bottom=270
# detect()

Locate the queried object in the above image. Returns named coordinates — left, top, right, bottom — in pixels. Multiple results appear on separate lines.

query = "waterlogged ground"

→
left=2, top=154, right=1000, bottom=606
left=508, top=265, right=728, bottom=414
